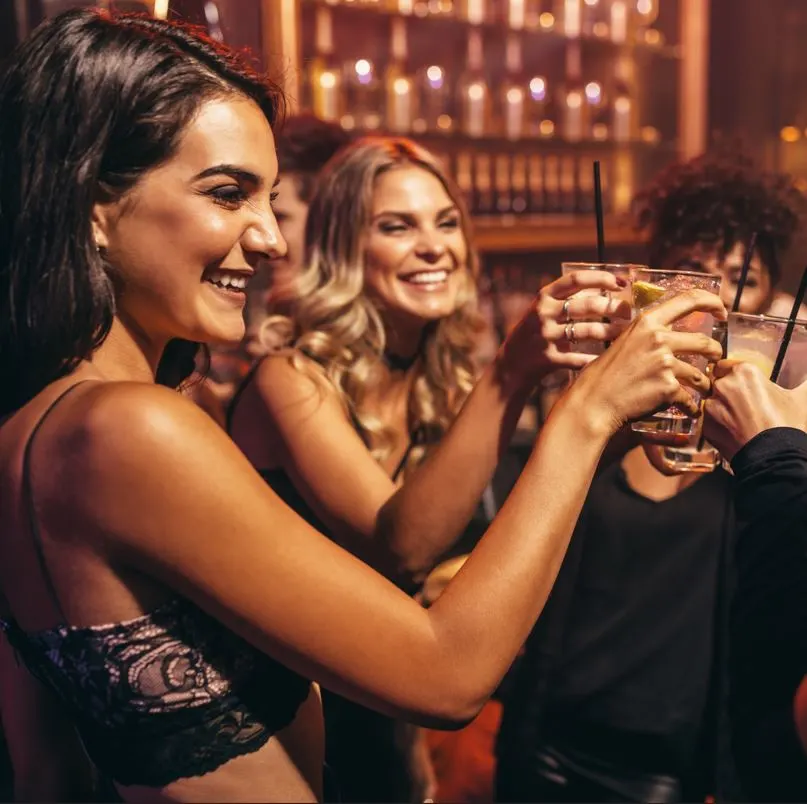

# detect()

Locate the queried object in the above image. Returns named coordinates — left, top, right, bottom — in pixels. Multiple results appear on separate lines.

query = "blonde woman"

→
left=227, top=136, right=629, bottom=801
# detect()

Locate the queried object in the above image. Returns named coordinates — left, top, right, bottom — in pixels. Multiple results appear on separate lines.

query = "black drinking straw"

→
left=770, top=263, right=807, bottom=383
left=731, top=232, right=758, bottom=312
left=594, top=161, right=606, bottom=263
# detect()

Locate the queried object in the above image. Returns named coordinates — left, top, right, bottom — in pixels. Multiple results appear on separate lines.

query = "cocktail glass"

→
left=630, top=268, right=722, bottom=440
left=560, top=262, right=639, bottom=357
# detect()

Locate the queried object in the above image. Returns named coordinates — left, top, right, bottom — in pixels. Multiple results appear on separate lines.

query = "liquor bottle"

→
left=456, top=151, right=475, bottom=212
left=609, top=0, right=630, bottom=43
left=527, top=154, right=545, bottom=214
left=385, top=0, right=416, bottom=11
left=554, top=0, right=582, bottom=37
left=474, top=153, right=495, bottom=215
left=306, top=8, right=343, bottom=123
left=415, top=64, right=452, bottom=133
left=495, top=154, right=513, bottom=214
left=544, top=154, right=561, bottom=212
left=634, top=0, right=659, bottom=27
left=456, top=0, right=493, bottom=24
left=385, top=17, right=416, bottom=133
left=560, top=42, right=587, bottom=142
left=612, top=54, right=635, bottom=142
left=504, top=0, right=544, bottom=29
left=458, top=28, right=490, bottom=138
left=559, top=155, right=577, bottom=213
left=512, top=154, right=528, bottom=214
left=499, top=34, right=526, bottom=140
left=576, top=155, right=595, bottom=212
left=585, top=79, right=609, bottom=140
left=343, top=58, right=382, bottom=131
left=581, top=0, right=606, bottom=36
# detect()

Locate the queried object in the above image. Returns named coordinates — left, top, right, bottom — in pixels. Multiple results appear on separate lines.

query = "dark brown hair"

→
left=0, top=9, right=284, bottom=415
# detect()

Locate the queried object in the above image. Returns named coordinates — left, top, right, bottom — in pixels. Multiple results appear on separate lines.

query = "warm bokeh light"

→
left=153, top=0, right=169, bottom=18
left=529, top=76, right=547, bottom=100
left=781, top=126, right=801, bottom=143
left=567, top=90, right=583, bottom=109
left=539, top=12, right=555, bottom=29
left=637, top=0, right=653, bottom=15
left=437, top=114, right=453, bottom=130
left=426, top=65, right=444, bottom=87
left=585, top=82, right=602, bottom=103
left=592, top=123, right=609, bottom=140
left=539, top=119, right=555, bottom=137
left=644, top=29, right=662, bottom=45
left=468, top=82, right=486, bottom=101
left=393, top=78, right=411, bottom=95
left=355, top=59, right=372, bottom=77
left=319, top=72, right=337, bottom=89
left=640, top=125, right=661, bottom=143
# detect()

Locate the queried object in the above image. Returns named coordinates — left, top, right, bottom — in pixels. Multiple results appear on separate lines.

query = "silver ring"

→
left=565, top=321, right=577, bottom=344
left=561, top=299, right=572, bottom=323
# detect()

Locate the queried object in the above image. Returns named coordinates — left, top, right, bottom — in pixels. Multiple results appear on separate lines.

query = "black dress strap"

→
left=21, top=382, right=91, bottom=624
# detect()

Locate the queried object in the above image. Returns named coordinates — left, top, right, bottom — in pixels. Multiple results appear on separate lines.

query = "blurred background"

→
left=3, top=0, right=806, bottom=301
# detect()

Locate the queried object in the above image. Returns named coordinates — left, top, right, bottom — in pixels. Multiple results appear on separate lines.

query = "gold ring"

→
left=565, top=321, right=577, bottom=344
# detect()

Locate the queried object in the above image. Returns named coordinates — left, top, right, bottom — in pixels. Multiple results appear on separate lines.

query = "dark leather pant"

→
left=496, top=745, right=682, bottom=804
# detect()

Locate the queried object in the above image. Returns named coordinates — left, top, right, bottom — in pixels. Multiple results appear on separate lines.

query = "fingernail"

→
left=616, top=277, right=628, bottom=287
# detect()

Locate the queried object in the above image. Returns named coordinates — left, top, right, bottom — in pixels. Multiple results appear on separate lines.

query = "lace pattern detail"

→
left=1, top=598, right=310, bottom=785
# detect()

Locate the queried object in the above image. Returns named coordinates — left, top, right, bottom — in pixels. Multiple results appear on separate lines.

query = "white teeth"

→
left=206, top=272, right=248, bottom=290
left=403, top=270, right=449, bottom=285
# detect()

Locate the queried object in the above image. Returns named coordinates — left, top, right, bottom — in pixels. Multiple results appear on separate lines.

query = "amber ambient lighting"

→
left=781, top=126, right=801, bottom=143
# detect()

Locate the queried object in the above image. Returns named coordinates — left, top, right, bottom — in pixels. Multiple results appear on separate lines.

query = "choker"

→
left=382, top=351, right=420, bottom=372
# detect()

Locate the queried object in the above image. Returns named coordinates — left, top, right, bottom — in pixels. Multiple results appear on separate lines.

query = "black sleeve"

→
left=729, top=427, right=807, bottom=800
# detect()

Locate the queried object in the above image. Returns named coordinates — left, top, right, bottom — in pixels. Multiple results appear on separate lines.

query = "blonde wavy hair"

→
left=264, top=136, right=485, bottom=474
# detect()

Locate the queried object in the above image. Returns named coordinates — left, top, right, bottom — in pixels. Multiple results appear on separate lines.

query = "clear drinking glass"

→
left=660, top=312, right=807, bottom=473
left=559, top=262, right=640, bottom=356
left=726, top=312, right=807, bottom=388
left=630, top=268, right=722, bottom=440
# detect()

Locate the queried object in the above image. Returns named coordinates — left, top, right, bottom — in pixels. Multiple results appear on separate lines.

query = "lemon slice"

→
left=633, top=280, right=667, bottom=308
left=727, top=349, right=775, bottom=377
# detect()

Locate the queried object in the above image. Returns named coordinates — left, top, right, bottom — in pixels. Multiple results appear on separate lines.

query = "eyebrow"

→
left=192, top=164, right=263, bottom=185
left=373, top=204, right=459, bottom=221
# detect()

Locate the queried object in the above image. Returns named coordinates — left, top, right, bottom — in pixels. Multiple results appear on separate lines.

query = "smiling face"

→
left=92, top=96, right=286, bottom=350
left=672, top=240, right=773, bottom=315
left=362, top=166, right=470, bottom=332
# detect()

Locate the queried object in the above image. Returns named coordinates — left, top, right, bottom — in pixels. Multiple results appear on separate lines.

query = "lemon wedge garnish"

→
left=727, top=349, right=775, bottom=377
left=632, top=280, right=667, bottom=308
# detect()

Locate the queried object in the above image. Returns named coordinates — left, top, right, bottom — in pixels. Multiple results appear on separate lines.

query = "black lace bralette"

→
left=0, top=596, right=311, bottom=787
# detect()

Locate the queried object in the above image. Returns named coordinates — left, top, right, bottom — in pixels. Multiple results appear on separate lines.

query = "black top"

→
left=0, top=383, right=311, bottom=788
left=498, top=460, right=734, bottom=787
left=729, top=427, right=807, bottom=801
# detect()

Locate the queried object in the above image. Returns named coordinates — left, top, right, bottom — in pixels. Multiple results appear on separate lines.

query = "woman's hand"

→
left=569, top=289, right=726, bottom=438
left=704, top=360, right=807, bottom=461
left=498, top=270, right=632, bottom=383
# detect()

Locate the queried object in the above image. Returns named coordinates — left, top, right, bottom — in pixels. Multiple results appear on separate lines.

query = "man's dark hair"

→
left=634, top=149, right=806, bottom=283
left=276, top=113, right=352, bottom=203
left=0, top=9, right=284, bottom=416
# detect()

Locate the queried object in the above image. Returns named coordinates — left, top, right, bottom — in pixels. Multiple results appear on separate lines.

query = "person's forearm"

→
left=378, top=357, right=532, bottom=583
left=424, top=388, right=610, bottom=714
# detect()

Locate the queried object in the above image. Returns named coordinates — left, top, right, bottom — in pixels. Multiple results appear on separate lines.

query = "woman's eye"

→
left=270, top=190, right=279, bottom=203
left=209, top=186, right=248, bottom=208
left=440, top=217, right=460, bottom=230
left=380, top=222, right=407, bottom=234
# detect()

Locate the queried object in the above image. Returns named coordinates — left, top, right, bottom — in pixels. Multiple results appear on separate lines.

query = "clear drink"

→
left=560, top=262, right=640, bottom=357
left=660, top=313, right=807, bottom=473
left=630, top=268, right=722, bottom=439
left=726, top=313, right=807, bottom=389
